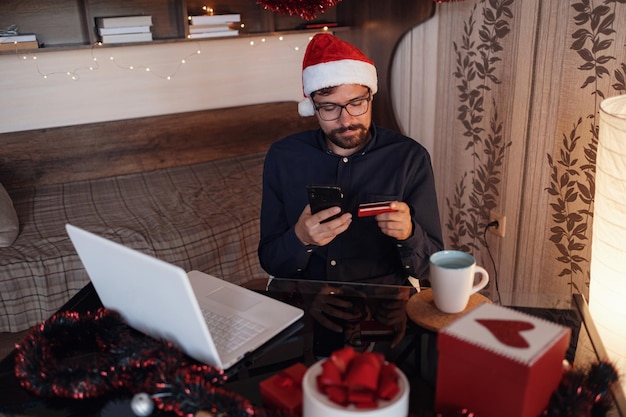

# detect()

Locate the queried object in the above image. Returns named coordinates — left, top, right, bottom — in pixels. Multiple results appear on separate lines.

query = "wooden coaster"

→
left=406, top=288, right=492, bottom=332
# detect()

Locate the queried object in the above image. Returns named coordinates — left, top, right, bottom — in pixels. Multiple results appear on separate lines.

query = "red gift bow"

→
left=315, top=346, right=400, bottom=409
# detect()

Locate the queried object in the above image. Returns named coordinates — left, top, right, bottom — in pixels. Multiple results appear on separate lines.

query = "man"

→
left=258, top=33, right=443, bottom=349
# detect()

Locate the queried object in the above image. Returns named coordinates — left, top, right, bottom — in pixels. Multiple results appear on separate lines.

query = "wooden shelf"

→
left=0, top=28, right=348, bottom=58
left=0, top=0, right=339, bottom=50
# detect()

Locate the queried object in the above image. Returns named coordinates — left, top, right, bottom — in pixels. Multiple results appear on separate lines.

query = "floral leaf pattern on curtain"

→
left=446, top=0, right=513, bottom=253
left=545, top=0, right=626, bottom=290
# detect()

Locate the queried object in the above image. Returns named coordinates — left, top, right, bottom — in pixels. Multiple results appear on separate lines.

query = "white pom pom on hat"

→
left=298, top=33, right=378, bottom=117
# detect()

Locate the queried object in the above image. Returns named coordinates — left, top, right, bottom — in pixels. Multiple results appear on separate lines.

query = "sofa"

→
left=0, top=102, right=318, bottom=333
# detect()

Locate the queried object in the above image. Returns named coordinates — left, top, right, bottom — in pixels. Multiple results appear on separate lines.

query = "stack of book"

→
left=0, top=33, right=38, bottom=51
left=187, top=13, right=240, bottom=39
left=96, top=15, right=153, bottom=44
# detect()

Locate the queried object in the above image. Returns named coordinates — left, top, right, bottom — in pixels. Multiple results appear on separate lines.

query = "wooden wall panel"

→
left=0, top=32, right=312, bottom=134
left=391, top=16, right=439, bottom=155
left=0, top=102, right=318, bottom=190
left=336, top=0, right=436, bottom=131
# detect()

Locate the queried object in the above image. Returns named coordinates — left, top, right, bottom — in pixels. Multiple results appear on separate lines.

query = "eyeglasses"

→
left=313, top=93, right=371, bottom=121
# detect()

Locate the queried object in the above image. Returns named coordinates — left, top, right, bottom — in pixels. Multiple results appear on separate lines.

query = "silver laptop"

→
left=65, top=224, right=303, bottom=370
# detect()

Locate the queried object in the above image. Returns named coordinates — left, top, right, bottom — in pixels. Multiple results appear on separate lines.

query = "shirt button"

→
left=330, top=260, right=337, bottom=266
left=396, top=243, right=402, bottom=248
left=297, top=268, right=302, bottom=272
left=405, top=265, right=411, bottom=269
left=306, top=248, right=313, bottom=253
left=342, top=157, right=348, bottom=163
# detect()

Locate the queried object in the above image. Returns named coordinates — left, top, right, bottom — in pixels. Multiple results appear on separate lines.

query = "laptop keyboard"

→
left=201, top=308, right=265, bottom=353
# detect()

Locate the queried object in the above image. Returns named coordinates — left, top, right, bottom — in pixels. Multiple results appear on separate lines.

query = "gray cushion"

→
left=0, top=182, right=19, bottom=247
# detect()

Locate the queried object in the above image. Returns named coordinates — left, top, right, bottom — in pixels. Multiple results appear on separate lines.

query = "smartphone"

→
left=307, top=184, right=344, bottom=222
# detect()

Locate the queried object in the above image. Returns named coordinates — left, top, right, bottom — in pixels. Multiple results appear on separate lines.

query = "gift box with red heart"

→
left=259, top=362, right=308, bottom=417
left=435, top=303, right=571, bottom=417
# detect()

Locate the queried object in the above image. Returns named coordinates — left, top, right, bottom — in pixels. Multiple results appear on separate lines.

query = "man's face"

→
left=312, top=84, right=373, bottom=156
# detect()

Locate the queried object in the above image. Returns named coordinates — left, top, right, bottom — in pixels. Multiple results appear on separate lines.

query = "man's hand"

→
left=375, top=201, right=412, bottom=241
left=295, top=204, right=352, bottom=246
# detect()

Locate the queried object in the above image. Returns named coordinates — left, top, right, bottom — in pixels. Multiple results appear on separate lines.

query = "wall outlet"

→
left=489, top=210, right=506, bottom=238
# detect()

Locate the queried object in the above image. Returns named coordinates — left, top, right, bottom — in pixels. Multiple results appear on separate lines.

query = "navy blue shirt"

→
left=258, top=124, right=443, bottom=286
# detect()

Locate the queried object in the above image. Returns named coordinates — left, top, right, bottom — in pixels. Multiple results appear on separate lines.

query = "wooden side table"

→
left=406, top=288, right=492, bottom=332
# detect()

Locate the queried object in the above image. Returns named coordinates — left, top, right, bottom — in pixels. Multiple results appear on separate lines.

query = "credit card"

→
left=357, top=201, right=397, bottom=217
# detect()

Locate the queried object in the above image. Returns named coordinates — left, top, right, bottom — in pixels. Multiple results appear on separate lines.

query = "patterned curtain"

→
left=430, top=0, right=626, bottom=306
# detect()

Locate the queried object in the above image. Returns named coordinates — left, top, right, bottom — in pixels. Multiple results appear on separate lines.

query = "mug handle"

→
left=470, top=266, right=489, bottom=294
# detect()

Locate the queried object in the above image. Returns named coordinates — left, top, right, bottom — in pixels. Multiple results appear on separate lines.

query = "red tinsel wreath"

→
left=257, top=0, right=343, bottom=21
left=256, top=0, right=464, bottom=21
left=14, top=308, right=128, bottom=399
left=13, top=308, right=257, bottom=417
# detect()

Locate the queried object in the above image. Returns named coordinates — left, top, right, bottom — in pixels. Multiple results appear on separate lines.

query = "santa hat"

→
left=298, top=33, right=378, bottom=117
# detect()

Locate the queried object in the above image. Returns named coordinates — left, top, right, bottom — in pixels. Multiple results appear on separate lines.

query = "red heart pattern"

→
left=475, top=319, right=535, bottom=348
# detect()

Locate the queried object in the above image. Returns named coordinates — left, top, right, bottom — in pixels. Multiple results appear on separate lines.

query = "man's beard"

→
left=325, top=124, right=370, bottom=151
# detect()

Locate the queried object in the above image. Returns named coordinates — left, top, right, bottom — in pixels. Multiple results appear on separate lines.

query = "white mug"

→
left=429, top=250, right=489, bottom=314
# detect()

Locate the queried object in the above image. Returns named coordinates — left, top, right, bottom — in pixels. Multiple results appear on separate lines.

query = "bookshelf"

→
left=0, top=0, right=340, bottom=50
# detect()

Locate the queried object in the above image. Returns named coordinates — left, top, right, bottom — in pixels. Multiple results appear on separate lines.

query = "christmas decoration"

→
left=259, top=363, right=307, bottom=416
left=301, top=345, right=410, bottom=417
left=256, top=0, right=464, bottom=21
left=14, top=308, right=133, bottom=399
left=297, top=32, right=377, bottom=117
left=314, top=346, right=400, bottom=408
left=13, top=308, right=259, bottom=417
left=256, top=0, right=342, bottom=21
left=542, top=361, right=619, bottom=417
left=131, top=393, right=155, bottom=416
left=436, top=303, right=571, bottom=417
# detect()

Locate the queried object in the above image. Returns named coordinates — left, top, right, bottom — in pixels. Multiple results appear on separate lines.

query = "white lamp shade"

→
left=590, top=94, right=626, bottom=398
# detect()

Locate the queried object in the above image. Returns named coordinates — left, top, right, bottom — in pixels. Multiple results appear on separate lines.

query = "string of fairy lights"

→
left=8, top=36, right=317, bottom=82
left=5, top=7, right=329, bottom=82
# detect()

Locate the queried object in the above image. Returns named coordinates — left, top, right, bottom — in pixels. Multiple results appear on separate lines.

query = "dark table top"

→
left=1, top=278, right=624, bottom=417
left=0, top=279, right=429, bottom=416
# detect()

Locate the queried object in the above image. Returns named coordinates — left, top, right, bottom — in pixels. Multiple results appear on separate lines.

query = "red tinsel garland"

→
left=14, top=309, right=130, bottom=398
left=541, top=361, right=619, bottom=417
left=13, top=308, right=257, bottom=417
left=256, top=0, right=343, bottom=21
left=256, top=0, right=464, bottom=21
